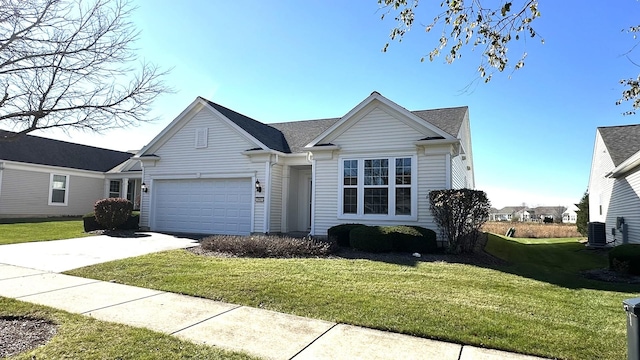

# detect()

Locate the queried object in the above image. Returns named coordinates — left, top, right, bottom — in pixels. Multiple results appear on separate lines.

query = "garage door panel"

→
left=153, top=178, right=252, bottom=235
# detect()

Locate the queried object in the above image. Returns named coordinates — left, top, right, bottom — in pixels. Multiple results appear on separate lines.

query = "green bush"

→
left=93, top=198, right=133, bottom=230
left=349, top=226, right=393, bottom=253
left=609, top=244, right=640, bottom=275
left=82, top=212, right=103, bottom=232
left=328, top=223, right=365, bottom=247
left=83, top=211, right=140, bottom=232
left=387, top=225, right=438, bottom=253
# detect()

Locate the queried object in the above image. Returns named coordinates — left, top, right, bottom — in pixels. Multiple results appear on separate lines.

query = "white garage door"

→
left=152, top=178, right=252, bottom=235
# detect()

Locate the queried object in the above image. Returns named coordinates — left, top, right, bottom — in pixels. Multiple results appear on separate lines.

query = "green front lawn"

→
left=67, top=234, right=636, bottom=360
left=0, top=297, right=256, bottom=359
left=0, top=218, right=89, bottom=245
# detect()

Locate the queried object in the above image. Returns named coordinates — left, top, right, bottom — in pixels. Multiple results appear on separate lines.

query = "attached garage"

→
left=151, top=178, right=252, bottom=235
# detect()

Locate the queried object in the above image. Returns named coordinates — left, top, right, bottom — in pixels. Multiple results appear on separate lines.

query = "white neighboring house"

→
left=562, top=205, right=578, bottom=224
left=0, top=131, right=141, bottom=217
left=588, top=124, right=640, bottom=245
left=134, top=91, right=476, bottom=237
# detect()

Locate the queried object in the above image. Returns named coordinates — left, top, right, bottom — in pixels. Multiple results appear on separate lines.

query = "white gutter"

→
left=609, top=149, right=640, bottom=178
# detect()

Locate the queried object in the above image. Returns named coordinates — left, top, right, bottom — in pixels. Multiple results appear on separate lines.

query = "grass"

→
left=66, top=235, right=637, bottom=360
left=482, top=221, right=582, bottom=238
left=0, top=296, right=256, bottom=359
left=0, top=218, right=90, bottom=245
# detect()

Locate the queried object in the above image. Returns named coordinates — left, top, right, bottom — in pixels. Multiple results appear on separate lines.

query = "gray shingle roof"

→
left=0, top=130, right=134, bottom=172
left=413, top=107, right=468, bottom=137
left=202, top=99, right=290, bottom=153
left=201, top=98, right=468, bottom=154
left=599, top=124, right=640, bottom=166
left=269, top=118, right=340, bottom=153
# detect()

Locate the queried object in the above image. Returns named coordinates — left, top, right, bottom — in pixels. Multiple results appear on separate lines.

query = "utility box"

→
left=623, top=298, right=640, bottom=360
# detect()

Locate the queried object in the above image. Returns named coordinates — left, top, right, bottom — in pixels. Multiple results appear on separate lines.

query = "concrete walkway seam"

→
left=288, top=323, right=339, bottom=360
left=168, top=304, right=243, bottom=336
left=14, top=279, right=103, bottom=299
left=81, top=290, right=166, bottom=315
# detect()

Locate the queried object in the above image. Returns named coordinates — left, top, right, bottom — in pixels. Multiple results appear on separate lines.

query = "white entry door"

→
left=152, top=178, right=252, bottom=235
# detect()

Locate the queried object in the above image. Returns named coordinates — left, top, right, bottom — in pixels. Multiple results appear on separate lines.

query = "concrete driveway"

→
left=0, top=232, right=199, bottom=272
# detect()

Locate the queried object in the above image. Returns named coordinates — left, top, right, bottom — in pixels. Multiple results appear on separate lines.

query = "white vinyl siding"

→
left=0, top=168, right=103, bottom=217
left=139, top=106, right=265, bottom=232
left=270, top=164, right=283, bottom=233
left=329, top=108, right=438, bottom=153
left=605, top=169, right=640, bottom=245
left=451, top=154, right=467, bottom=189
left=588, top=132, right=615, bottom=224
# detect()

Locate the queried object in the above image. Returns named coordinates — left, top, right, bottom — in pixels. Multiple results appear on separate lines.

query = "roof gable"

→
left=598, top=124, right=640, bottom=166
left=0, top=130, right=133, bottom=172
left=307, top=92, right=461, bottom=147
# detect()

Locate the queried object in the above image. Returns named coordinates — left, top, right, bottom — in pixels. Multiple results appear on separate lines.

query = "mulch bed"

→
left=0, top=316, right=57, bottom=358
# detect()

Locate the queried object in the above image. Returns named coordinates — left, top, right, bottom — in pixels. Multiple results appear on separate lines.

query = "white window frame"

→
left=109, top=180, right=121, bottom=198
left=48, top=173, right=69, bottom=206
left=338, top=155, right=418, bottom=221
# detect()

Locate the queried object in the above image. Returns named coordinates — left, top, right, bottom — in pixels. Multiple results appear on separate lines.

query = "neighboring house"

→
left=562, top=205, right=578, bottom=224
left=489, top=206, right=522, bottom=221
left=588, top=124, right=640, bottom=245
left=134, top=91, right=475, bottom=236
left=533, top=206, right=567, bottom=222
left=0, top=131, right=140, bottom=217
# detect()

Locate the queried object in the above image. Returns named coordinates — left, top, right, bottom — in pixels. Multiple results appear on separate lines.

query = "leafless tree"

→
left=0, top=0, right=169, bottom=141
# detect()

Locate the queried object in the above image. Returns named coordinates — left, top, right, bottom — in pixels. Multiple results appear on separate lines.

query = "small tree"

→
left=576, top=191, right=589, bottom=237
left=94, top=197, right=132, bottom=230
left=429, top=189, right=491, bottom=253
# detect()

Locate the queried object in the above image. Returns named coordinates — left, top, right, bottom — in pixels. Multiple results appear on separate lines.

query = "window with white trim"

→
left=109, top=180, right=121, bottom=198
left=340, top=156, right=416, bottom=218
left=49, top=174, right=69, bottom=206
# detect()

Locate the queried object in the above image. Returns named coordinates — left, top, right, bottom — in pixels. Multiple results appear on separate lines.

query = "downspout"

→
left=0, top=162, right=4, bottom=202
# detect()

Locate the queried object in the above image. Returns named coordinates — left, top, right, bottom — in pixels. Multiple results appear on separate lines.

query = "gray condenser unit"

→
left=588, top=222, right=606, bottom=246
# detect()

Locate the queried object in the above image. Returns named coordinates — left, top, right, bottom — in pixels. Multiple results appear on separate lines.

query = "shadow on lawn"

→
left=479, top=236, right=640, bottom=292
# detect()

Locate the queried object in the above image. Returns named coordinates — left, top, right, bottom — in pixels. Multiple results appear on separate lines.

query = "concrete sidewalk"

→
left=0, top=263, right=548, bottom=360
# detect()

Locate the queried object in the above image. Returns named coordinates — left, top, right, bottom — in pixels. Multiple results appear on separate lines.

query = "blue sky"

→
left=38, top=0, right=640, bottom=209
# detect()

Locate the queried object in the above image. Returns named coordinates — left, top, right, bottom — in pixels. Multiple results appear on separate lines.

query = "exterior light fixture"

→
left=141, top=182, right=148, bottom=193
left=255, top=180, right=262, bottom=193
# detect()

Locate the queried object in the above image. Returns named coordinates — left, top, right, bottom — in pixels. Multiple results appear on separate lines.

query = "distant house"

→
left=489, top=206, right=566, bottom=222
left=562, top=205, right=578, bottom=224
left=0, top=131, right=140, bottom=217
left=588, top=124, right=640, bottom=245
left=489, top=206, right=522, bottom=221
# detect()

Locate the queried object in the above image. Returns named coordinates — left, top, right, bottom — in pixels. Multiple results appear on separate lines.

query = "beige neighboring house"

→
left=0, top=131, right=140, bottom=217
left=134, top=91, right=476, bottom=237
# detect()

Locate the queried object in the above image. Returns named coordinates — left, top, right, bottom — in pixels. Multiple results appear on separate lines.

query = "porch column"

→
left=122, top=178, right=129, bottom=199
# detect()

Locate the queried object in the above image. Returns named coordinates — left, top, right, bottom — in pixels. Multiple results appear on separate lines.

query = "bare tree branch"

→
left=0, top=0, right=169, bottom=140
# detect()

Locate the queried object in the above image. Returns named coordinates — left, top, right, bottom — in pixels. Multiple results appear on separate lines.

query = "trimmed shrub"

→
left=328, top=223, right=365, bottom=247
left=349, top=226, right=393, bottom=253
left=83, top=211, right=139, bottom=232
left=200, top=235, right=336, bottom=257
left=83, top=212, right=103, bottom=232
left=387, top=225, right=438, bottom=253
left=609, top=244, right=640, bottom=275
left=94, top=198, right=133, bottom=230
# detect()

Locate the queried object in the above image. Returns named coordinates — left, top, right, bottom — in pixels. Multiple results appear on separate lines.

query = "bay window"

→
left=340, top=156, right=416, bottom=218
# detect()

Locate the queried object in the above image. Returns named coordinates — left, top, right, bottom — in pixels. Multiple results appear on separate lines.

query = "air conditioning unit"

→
left=587, top=222, right=606, bottom=247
